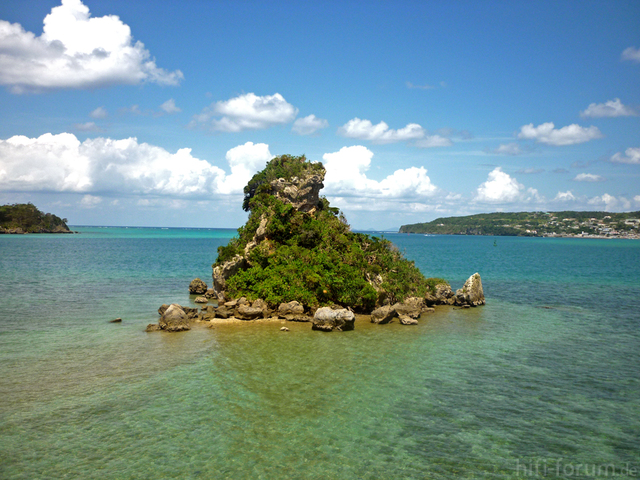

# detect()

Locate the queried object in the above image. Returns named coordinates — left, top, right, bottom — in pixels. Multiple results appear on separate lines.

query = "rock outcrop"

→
left=189, top=278, right=208, bottom=295
left=158, top=304, right=191, bottom=332
left=371, top=304, right=397, bottom=324
left=312, top=307, right=355, bottom=332
left=269, top=174, right=324, bottom=213
left=212, top=255, right=247, bottom=302
left=454, top=273, right=485, bottom=306
left=278, top=301, right=307, bottom=321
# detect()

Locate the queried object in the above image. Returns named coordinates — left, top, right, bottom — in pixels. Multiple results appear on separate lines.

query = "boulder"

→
left=236, top=304, right=264, bottom=320
left=215, top=306, right=234, bottom=319
left=370, top=304, right=397, bottom=324
left=109, top=318, right=122, bottom=323
left=212, top=255, right=248, bottom=301
left=251, top=298, right=270, bottom=318
left=158, top=304, right=191, bottom=332
left=280, top=326, right=290, bottom=332
left=189, top=278, right=208, bottom=295
left=454, top=273, right=485, bottom=307
left=312, top=307, right=355, bottom=332
left=278, top=301, right=305, bottom=318
left=145, top=323, right=160, bottom=332
left=392, top=297, right=425, bottom=319
left=158, top=304, right=170, bottom=316
left=194, top=296, right=208, bottom=304
left=399, top=315, right=419, bottom=325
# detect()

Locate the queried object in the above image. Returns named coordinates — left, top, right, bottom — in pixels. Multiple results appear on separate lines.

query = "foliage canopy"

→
left=0, top=203, right=70, bottom=233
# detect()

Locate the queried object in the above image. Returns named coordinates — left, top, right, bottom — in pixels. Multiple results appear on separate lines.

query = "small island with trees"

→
left=149, top=154, right=484, bottom=333
left=0, top=203, right=72, bottom=234
left=399, top=211, right=640, bottom=239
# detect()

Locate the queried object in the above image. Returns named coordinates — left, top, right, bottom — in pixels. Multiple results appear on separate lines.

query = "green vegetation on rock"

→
left=214, top=154, right=444, bottom=312
left=0, top=203, right=71, bottom=233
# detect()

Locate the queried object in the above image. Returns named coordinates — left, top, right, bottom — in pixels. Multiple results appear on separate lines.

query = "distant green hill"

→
left=0, top=203, right=71, bottom=234
left=399, top=211, right=640, bottom=237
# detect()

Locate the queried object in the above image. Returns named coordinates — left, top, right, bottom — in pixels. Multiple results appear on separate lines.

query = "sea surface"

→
left=0, top=227, right=638, bottom=479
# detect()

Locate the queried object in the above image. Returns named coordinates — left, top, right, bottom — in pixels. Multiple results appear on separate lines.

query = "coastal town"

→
left=399, top=211, right=640, bottom=239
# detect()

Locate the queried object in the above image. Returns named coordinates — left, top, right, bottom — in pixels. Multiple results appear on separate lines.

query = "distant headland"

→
left=0, top=203, right=72, bottom=234
left=399, top=211, right=640, bottom=239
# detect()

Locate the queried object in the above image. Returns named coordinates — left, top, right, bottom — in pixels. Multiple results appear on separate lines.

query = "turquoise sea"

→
left=1, top=227, right=639, bottom=479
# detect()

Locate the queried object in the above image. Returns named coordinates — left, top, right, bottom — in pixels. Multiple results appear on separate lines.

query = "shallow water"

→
left=1, top=229, right=638, bottom=478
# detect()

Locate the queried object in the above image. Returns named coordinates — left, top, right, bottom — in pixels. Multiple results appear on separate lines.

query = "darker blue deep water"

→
left=0, top=228, right=638, bottom=479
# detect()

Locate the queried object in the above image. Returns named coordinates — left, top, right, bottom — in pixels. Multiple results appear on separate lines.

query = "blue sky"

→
left=0, top=0, right=638, bottom=229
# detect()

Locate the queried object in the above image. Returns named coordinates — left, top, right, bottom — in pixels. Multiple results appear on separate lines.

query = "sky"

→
left=0, top=0, right=638, bottom=229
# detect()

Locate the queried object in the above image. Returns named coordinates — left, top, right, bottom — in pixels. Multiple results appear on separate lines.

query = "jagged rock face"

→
left=434, top=283, right=455, bottom=305
left=269, top=172, right=325, bottom=213
left=312, top=307, right=355, bottom=332
left=212, top=255, right=247, bottom=302
left=455, top=273, right=485, bottom=306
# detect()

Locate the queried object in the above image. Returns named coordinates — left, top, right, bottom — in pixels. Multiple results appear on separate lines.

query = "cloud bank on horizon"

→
left=0, top=0, right=638, bottom=228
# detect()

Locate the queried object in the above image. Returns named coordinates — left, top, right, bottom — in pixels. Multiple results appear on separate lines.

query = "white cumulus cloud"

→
left=0, top=0, right=183, bottom=93
left=517, top=122, right=603, bottom=146
left=191, top=93, right=298, bottom=132
left=475, top=167, right=524, bottom=203
left=322, top=145, right=437, bottom=200
left=611, top=147, right=640, bottom=165
left=216, top=142, right=273, bottom=194
left=574, top=173, right=605, bottom=182
left=554, top=191, right=576, bottom=202
left=160, top=99, right=181, bottom=114
left=588, top=194, right=631, bottom=211
left=338, top=118, right=426, bottom=144
left=291, top=115, right=328, bottom=135
left=0, top=133, right=273, bottom=197
left=621, top=47, right=640, bottom=63
left=580, top=98, right=637, bottom=118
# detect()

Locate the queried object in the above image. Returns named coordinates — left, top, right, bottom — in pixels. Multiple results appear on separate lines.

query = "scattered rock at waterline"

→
left=399, top=315, right=419, bottom=325
left=109, top=317, right=122, bottom=323
left=454, top=273, right=485, bottom=307
left=146, top=323, right=160, bottom=332
left=280, top=326, right=290, bottom=332
left=278, top=300, right=305, bottom=319
left=370, top=304, right=397, bottom=324
left=189, top=278, right=208, bottom=295
left=158, top=304, right=191, bottom=332
left=194, top=296, right=208, bottom=303
left=236, top=304, right=264, bottom=320
left=393, top=297, right=425, bottom=319
left=312, top=306, right=355, bottom=332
